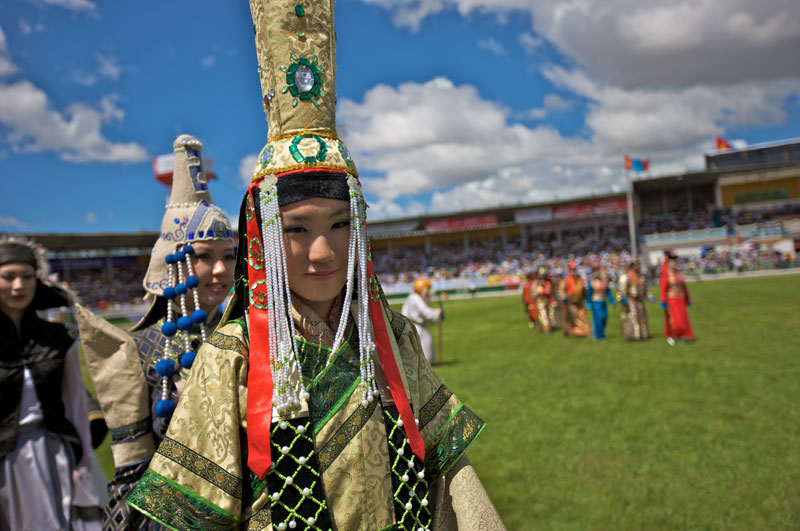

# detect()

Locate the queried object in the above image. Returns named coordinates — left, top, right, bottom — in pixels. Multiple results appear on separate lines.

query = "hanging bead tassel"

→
left=156, top=254, right=178, bottom=418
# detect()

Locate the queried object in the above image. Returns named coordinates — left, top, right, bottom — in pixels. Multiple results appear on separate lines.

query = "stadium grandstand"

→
left=7, top=139, right=800, bottom=308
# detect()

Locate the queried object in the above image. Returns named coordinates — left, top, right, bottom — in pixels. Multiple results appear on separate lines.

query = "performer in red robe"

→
left=521, top=271, right=538, bottom=329
left=660, top=250, right=694, bottom=345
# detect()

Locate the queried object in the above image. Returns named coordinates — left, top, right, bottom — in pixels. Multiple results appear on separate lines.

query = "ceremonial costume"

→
left=521, top=273, right=538, bottom=328
left=533, top=267, right=555, bottom=333
left=127, top=2, right=503, bottom=529
left=587, top=271, right=615, bottom=340
left=76, top=136, right=234, bottom=530
left=558, top=266, right=590, bottom=337
left=0, top=238, right=106, bottom=531
left=660, top=253, right=694, bottom=343
left=401, top=278, right=443, bottom=363
left=616, top=264, right=650, bottom=341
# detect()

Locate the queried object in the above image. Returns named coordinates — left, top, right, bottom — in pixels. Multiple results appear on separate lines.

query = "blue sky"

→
left=1, top=0, right=799, bottom=233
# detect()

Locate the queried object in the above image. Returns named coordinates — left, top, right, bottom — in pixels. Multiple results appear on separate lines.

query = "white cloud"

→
left=201, top=55, right=216, bottom=69
left=40, top=0, right=96, bottom=11
left=0, top=27, right=18, bottom=77
left=0, top=215, right=27, bottom=228
left=518, top=32, right=542, bottom=54
left=477, top=38, right=506, bottom=56
left=238, top=154, right=258, bottom=186
left=0, top=79, right=148, bottom=163
left=85, top=211, right=97, bottom=224
left=96, top=54, right=121, bottom=80
left=527, top=93, right=574, bottom=120
left=19, top=20, right=45, bottom=35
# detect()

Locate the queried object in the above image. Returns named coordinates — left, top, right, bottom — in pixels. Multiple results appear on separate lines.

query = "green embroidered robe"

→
left=127, top=306, right=504, bottom=530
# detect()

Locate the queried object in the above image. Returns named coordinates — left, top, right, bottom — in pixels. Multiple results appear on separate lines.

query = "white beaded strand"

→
left=185, top=253, right=208, bottom=343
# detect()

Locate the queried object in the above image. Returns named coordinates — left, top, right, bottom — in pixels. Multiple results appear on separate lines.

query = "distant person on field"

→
left=587, top=265, right=616, bottom=340
left=521, top=271, right=538, bottom=329
left=402, top=277, right=443, bottom=363
left=558, top=261, right=590, bottom=337
left=660, top=250, right=694, bottom=345
left=617, top=260, right=651, bottom=341
left=533, top=266, right=556, bottom=333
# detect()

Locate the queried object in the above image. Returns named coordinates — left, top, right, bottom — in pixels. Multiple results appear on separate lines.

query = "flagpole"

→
left=626, top=172, right=638, bottom=260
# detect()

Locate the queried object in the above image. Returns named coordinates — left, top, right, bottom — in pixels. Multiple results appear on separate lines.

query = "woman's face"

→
left=281, top=197, right=351, bottom=319
left=0, top=263, right=37, bottom=317
left=186, top=240, right=235, bottom=312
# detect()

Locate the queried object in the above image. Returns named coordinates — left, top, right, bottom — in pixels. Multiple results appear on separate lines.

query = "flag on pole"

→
left=624, top=154, right=650, bottom=172
left=715, top=135, right=733, bottom=151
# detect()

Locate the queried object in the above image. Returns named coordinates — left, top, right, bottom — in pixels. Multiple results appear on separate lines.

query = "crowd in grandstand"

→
left=41, top=208, right=798, bottom=308
left=638, top=204, right=800, bottom=234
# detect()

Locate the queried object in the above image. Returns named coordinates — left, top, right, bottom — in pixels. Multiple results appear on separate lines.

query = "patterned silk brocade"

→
left=128, top=304, right=502, bottom=530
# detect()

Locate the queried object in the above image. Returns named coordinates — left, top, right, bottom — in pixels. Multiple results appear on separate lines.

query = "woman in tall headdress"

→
left=75, top=135, right=235, bottom=530
left=586, top=265, right=616, bottom=340
left=617, top=260, right=651, bottom=341
left=660, top=250, right=694, bottom=345
left=558, top=261, right=590, bottom=337
left=0, top=237, right=107, bottom=530
left=126, top=2, right=504, bottom=529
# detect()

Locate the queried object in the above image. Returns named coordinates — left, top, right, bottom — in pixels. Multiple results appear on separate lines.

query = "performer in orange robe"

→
left=660, top=250, right=694, bottom=344
left=521, top=271, right=538, bottom=328
left=559, top=261, right=590, bottom=337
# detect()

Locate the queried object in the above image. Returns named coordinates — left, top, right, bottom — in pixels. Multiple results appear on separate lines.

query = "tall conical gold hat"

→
left=249, top=0, right=356, bottom=181
left=143, top=134, right=234, bottom=296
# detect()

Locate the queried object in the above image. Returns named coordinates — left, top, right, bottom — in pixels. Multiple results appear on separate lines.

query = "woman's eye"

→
left=284, top=226, right=306, bottom=234
left=332, top=219, right=350, bottom=229
left=196, top=253, right=211, bottom=260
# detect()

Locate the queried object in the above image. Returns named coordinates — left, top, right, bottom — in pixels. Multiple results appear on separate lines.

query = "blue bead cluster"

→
left=155, top=243, right=204, bottom=419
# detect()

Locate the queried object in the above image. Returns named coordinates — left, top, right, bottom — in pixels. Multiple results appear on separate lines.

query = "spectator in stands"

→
left=75, top=135, right=235, bottom=530
left=0, top=237, right=106, bottom=530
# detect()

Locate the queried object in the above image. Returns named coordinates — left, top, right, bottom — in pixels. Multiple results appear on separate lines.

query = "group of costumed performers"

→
left=120, top=1, right=504, bottom=530
left=660, top=250, right=695, bottom=345
left=75, top=134, right=236, bottom=530
left=521, top=258, right=689, bottom=344
left=558, top=261, right=591, bottom=337
left=586, top=266, right=616, bottom=341
left=616, top=260, right=652, bottom=341
left=401, top=277, right=444, bottom=364
left=0, top=237, right=108, bottom=530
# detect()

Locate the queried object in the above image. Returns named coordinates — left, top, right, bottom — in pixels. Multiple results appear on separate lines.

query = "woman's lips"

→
left=306, top=270, right=338, bottom=280
left=206, top=283, right=229, bottom=294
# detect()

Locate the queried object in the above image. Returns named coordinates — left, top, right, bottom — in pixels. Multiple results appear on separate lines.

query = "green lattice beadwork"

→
left=268, top=418, right=329, bottom=530
left=289, top=134, right=327, bottom=164
left=383, top=408, right=432, bottom=530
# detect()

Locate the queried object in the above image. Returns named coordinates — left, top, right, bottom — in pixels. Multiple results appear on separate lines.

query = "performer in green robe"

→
left=126, top=1, right=504, bottom=530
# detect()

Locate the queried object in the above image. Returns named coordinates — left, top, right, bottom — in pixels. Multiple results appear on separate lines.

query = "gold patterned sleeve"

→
left=127, top=322, right=249, bottom=531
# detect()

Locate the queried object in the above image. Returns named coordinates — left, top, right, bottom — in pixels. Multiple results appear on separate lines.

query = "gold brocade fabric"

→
left=127, top=303, right=504, bottom=531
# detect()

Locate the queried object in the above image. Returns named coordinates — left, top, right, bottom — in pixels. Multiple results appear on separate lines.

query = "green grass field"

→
left=86, top=274, right=800, bottom=529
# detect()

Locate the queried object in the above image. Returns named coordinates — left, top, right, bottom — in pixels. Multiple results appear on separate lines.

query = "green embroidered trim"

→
left=157, top=437, right=242, bottom=499
left=127, top=469, right=238, bottom=531
left=317, top=398, right=379, bottom=472
left=243, top=503, right=272, bottom=530
left=109, top=418, right=150, bottom=443
left=247, top=470, right=267, bottom=505
left=424, top=405, right=486, bottom=483
left=207, top=330, right=248, bottom=360
left=418, top=384, right=453, bottom=432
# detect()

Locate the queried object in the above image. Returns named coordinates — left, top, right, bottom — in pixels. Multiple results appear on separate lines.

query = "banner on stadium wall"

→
left=553, top=197, right=627, bottom=219
left=514, top=206, right=553, bottom=223
left=593, top=197, right=628, bottom=214
left=425, top=213, right=498, bottom=232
